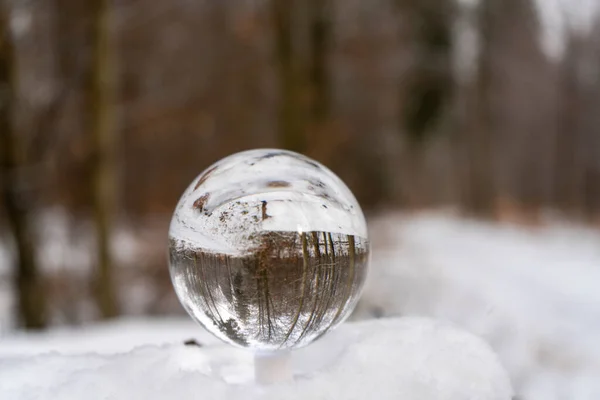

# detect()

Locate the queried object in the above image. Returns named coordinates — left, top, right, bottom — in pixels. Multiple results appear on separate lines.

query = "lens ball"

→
left=169, top=149, right=370, bottom=351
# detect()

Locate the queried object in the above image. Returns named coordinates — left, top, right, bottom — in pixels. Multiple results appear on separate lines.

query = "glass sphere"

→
left=168, top=149, right=370, bottom=352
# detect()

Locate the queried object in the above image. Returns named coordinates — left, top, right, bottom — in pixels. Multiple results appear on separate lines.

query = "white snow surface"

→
left=357, top=212, right=600, bottom=400
left=0, top=317, right=513, bottom=400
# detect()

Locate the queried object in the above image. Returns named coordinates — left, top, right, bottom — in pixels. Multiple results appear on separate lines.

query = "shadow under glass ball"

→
left=168, top=149, right=370, bottom=352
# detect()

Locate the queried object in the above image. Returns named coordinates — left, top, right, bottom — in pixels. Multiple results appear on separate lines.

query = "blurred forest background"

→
left=0, top=0, right=599, bottom=330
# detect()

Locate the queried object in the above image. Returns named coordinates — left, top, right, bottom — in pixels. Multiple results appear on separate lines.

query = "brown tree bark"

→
left=89, top=0, right=119, bottom=319
left=307, top=0, right=331, bottom=124
left=0, top=9, right=47, bottom=329
left=554, top=32, right=588, bottom=218
left=272, top=0, right=306, bottom=153
left=463, top=0, right=497, bottom=217
left=271, top=0, right=331, bottom=154
left=396, top=0, right=455, bottom=207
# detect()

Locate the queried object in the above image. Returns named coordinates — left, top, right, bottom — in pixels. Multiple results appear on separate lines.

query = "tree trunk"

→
left=272, top=0, right=306, bottom=153
left=0, top=10, right=47, bottom=329
left=271, top=0, right=331, bottom=154
left=463, top=0, right=496, bottom=217
left=396, top=0, right=455, bottom=207
left=90, top=0, right=119, bottom=318
left=554, top=33, right=586, bottom=218
left=308, top=0, right=331, bottom=124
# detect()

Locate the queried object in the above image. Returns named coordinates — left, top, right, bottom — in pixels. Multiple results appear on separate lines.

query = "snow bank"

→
left=0, top=318, right=217, bottom=357
left=0, top=317, right=512, bottom=400
left=358, top=212, right=600, bottom=400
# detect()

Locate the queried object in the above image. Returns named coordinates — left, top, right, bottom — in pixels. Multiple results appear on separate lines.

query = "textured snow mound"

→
left=0, top=317, right=512, bottom=400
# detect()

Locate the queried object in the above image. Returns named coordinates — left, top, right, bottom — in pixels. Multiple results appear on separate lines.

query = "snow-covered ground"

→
left=1, top=211, right=599, bottom=399
left=358, top=212, right=600, bottom=400
left=0, top=317, right=512, bottom=400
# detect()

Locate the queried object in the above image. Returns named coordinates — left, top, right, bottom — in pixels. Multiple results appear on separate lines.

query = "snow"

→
left=0, top=318, right=217, bottom=357
left=357, top=212, right=600, bottom=400
left=0, top=317, right=513, bottom=400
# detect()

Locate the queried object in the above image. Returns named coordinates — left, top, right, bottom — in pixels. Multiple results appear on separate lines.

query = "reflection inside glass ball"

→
left=168, top=149, right=370, bottom=351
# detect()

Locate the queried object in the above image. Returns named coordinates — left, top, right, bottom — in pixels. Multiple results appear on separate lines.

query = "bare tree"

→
left=398, top=0, right=454, bottom=145
left=0, top=6, right=47, bottom=329
left=554, top=25, right=600, bottom=219
left=475, top=0, right=550, bottom=219
left=89, top=0, right=119, bottom=318
left=460, top=0, right=498, bottom=216
left=395, top=0, right=455, bottom=207
left=584, top=18, right=600, bottom=219
left=271, top=0, right=332, bottom=153
left=271, top=0, right=305, bottom=152
left=307, top=0, right=331, bottom=126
